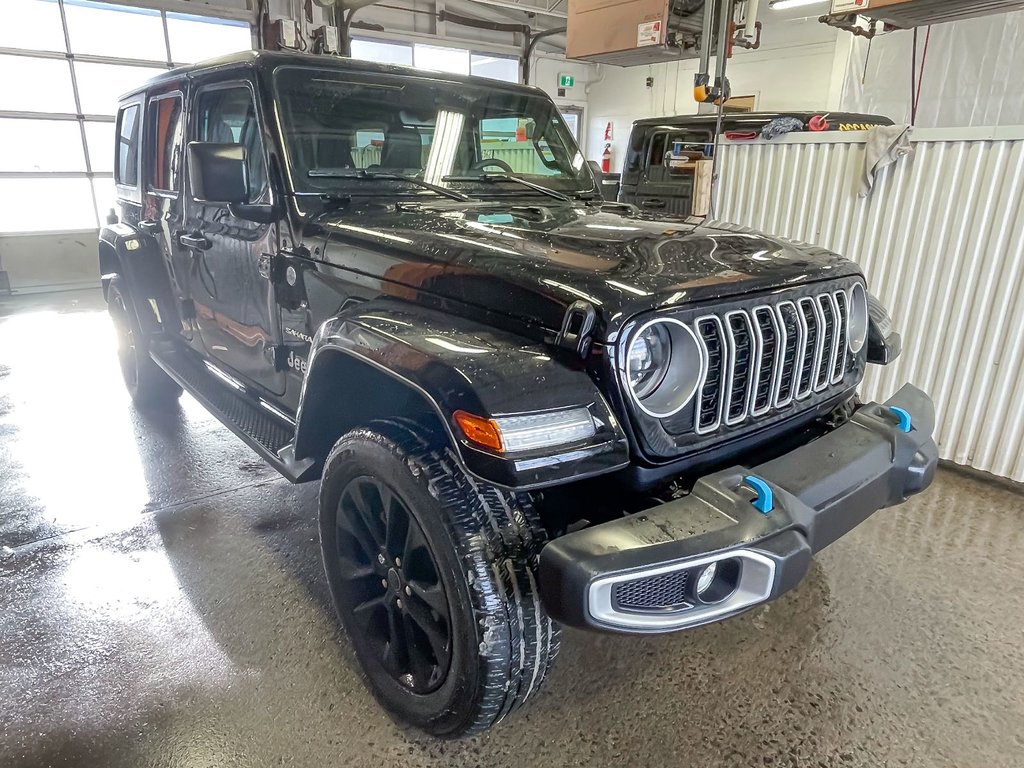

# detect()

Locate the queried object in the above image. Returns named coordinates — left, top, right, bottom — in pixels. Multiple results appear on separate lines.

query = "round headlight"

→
left=627, top=324, right=670, bottom=398
left=624, top=318, right=705, bottom=419
left=848, top=283, right=869, bottom=354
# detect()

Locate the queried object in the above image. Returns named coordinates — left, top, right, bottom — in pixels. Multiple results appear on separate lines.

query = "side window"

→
left=115, top=103, right=141, bottom=188
left=194, top=85, right=267, bottom=201
left=147, top=95, right=183, bottom=194
left=648, top=132, right=666, bottom=171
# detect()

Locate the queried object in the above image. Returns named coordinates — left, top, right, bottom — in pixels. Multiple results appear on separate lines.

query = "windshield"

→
left=273, top=65, right=596, bottom=199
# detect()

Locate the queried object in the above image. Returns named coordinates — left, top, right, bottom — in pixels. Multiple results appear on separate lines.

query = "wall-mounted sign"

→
left=558, top=73, right=575, bottom=88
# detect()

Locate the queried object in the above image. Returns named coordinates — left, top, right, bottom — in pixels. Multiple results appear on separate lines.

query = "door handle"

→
left=138, top=219, right=161, bottom=234
left=178, top=232, right=211, bottom=250
left=642, top=199, right=666, bottom=209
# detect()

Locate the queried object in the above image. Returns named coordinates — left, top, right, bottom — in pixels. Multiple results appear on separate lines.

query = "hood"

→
left=314, top=201, right=862, bottom=339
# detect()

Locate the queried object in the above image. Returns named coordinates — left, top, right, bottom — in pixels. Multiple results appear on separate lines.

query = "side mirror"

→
left=587, top=159, right=604, bottom=181
left=188, top=142, right=248, bottom=204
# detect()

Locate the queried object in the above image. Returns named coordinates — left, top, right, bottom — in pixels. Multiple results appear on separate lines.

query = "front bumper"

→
left=537, top=384, right=938, bottom=634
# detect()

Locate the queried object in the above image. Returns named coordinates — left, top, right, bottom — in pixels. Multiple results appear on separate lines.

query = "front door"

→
left=182, top=80, right=285, bottom=396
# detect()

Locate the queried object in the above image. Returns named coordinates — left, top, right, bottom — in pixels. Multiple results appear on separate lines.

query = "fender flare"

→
left=294, top=299, right=629, bottom=490
left=99, top=224, right=177, bottom=332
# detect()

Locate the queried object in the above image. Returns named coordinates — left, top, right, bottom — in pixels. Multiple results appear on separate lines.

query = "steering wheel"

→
left=471, top=157, right=514, bottom=173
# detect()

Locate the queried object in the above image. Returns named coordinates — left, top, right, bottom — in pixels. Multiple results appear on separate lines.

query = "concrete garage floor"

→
left=1, top=290, right=1023, bottom=768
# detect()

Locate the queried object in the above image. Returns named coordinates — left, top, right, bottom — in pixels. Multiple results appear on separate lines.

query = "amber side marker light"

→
left=454, top=410, right=504, bottom=452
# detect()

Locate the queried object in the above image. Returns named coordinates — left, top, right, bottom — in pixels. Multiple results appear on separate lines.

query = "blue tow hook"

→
left=743, top=475, right=775, bottom=515
left=888, top=406, right=913, bottom=433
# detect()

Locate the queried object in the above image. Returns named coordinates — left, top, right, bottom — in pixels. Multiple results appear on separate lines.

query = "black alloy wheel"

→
left=334, top=475, right=452, bottom=694
left=318, top=422, right=559, bottom=738
left=109, top=288, right=139, bottom=390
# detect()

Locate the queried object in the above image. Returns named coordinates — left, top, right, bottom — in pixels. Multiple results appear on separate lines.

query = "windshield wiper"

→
left=442, top=172, right=572, bottom=203
left=308, top=168, right=471, bottom=202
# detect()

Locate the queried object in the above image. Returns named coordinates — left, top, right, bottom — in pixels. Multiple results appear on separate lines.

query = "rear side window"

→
left=147, top=94, right=183, bottom=194
left=115, top=103, right=140, bottom=187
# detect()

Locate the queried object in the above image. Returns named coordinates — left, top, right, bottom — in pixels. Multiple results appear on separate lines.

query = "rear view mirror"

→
left=188, top=142, right=248, bottom=204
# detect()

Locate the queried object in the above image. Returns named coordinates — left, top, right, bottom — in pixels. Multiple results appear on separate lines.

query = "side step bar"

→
left=150, top=343, right=316, bottom=483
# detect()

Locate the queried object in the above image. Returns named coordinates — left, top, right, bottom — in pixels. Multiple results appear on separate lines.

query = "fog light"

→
left=696, top=562, right=718, bottom=596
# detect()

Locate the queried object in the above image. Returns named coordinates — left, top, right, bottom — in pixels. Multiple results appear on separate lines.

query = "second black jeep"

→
left=100, top=51, right=937, bottom=738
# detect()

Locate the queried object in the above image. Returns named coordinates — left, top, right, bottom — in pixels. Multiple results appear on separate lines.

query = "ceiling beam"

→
left=463, top=0, right=568, bottom=19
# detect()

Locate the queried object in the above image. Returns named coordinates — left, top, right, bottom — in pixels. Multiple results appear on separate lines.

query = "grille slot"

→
left=725, top=311, right=756, bottom=425
left=817, top=295, right=838, bottom=390
left=695, top=317, right=726, bottom=433
left=613, top=569, right=690, bottom=612
left=689, top=287, right=854, bottom=433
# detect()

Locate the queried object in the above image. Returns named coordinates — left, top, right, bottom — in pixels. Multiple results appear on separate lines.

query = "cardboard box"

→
left=566, top=0, right=670, bottom=61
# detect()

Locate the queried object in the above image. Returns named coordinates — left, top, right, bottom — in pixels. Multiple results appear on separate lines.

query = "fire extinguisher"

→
left=601, top=143, right=612, bottom=174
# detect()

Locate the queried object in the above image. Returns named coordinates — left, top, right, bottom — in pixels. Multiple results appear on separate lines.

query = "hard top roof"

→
left=119, top=49, right=538, bottom=101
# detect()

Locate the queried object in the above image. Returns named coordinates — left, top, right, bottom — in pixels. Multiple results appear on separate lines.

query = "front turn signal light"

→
left=455, top=407, right=597, bottom=455
left=454, top=410, right=504, bottom=452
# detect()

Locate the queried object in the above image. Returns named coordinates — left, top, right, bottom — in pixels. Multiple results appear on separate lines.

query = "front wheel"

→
left=319, top=421, right=559, bottom=738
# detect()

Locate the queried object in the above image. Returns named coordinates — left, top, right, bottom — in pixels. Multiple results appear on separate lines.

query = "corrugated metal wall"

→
left=714, top=130, right=1024, bottom=482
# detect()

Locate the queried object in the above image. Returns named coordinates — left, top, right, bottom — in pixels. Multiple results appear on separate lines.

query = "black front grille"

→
left=613, top=569, right=690, bottom=611
left=690, top=286, right=854, bottom=435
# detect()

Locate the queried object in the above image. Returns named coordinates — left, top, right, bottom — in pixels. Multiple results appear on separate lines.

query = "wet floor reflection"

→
left=1, top=291, right=1023, bottom=768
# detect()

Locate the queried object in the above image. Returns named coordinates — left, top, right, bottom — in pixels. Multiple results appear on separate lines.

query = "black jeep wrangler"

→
left=100, top=51, right=937, bottom=738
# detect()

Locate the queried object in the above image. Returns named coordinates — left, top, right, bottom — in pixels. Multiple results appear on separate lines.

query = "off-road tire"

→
left=319, top=420, right=559, bottom=738
left=107, top=276, right=182, bottom=407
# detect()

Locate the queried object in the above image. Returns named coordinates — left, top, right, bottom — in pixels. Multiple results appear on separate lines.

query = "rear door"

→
left=141, top=89, right=193, bottom=341
left=182, top=78, right=286, bottom=396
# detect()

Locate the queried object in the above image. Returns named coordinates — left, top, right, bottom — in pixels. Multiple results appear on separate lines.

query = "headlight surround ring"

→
left=624, top=317, right=706, bottom=419
left=848, top=283, right=869, bottom=354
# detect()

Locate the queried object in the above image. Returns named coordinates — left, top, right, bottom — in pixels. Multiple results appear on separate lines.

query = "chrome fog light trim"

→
left=588, top=550, right=776, bottom=632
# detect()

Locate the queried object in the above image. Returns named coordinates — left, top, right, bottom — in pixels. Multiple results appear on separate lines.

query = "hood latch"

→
left=557, top=300, right=597, bottom=358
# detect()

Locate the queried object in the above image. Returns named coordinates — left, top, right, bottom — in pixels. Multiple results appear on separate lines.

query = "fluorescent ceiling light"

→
left=769, top=0, right=829, bottom=9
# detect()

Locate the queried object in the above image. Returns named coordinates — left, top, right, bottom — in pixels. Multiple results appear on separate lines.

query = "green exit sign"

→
left=558, top=73, right=575, bottom=88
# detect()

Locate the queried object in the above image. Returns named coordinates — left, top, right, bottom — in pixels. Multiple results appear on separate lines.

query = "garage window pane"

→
left=0, top=0, right=67, bottom=52
left=350, top=39, right=412, bottom=66
left=64, top=0, right=167, bottom=61
left=0, top=119, right=86, bottom=172
left=471, top=54, right=519, bottom=83
left=0, top=55, right=76, bottom=113
left=167, top=13, right=251, bottom=64
left=0, top=178, right=97, bottom=232
left=93, top=176, right=116, bottom=223
left=75, top=61, right=162, bottom=116
left=414, top=44, right=469, bottom=75
left=84, top=120, right=115, bottom=173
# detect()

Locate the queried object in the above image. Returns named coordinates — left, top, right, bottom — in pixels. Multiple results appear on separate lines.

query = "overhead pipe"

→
left=523, top=25, right=567, bottom=84
left=437, top=9, right=531, bottom=34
